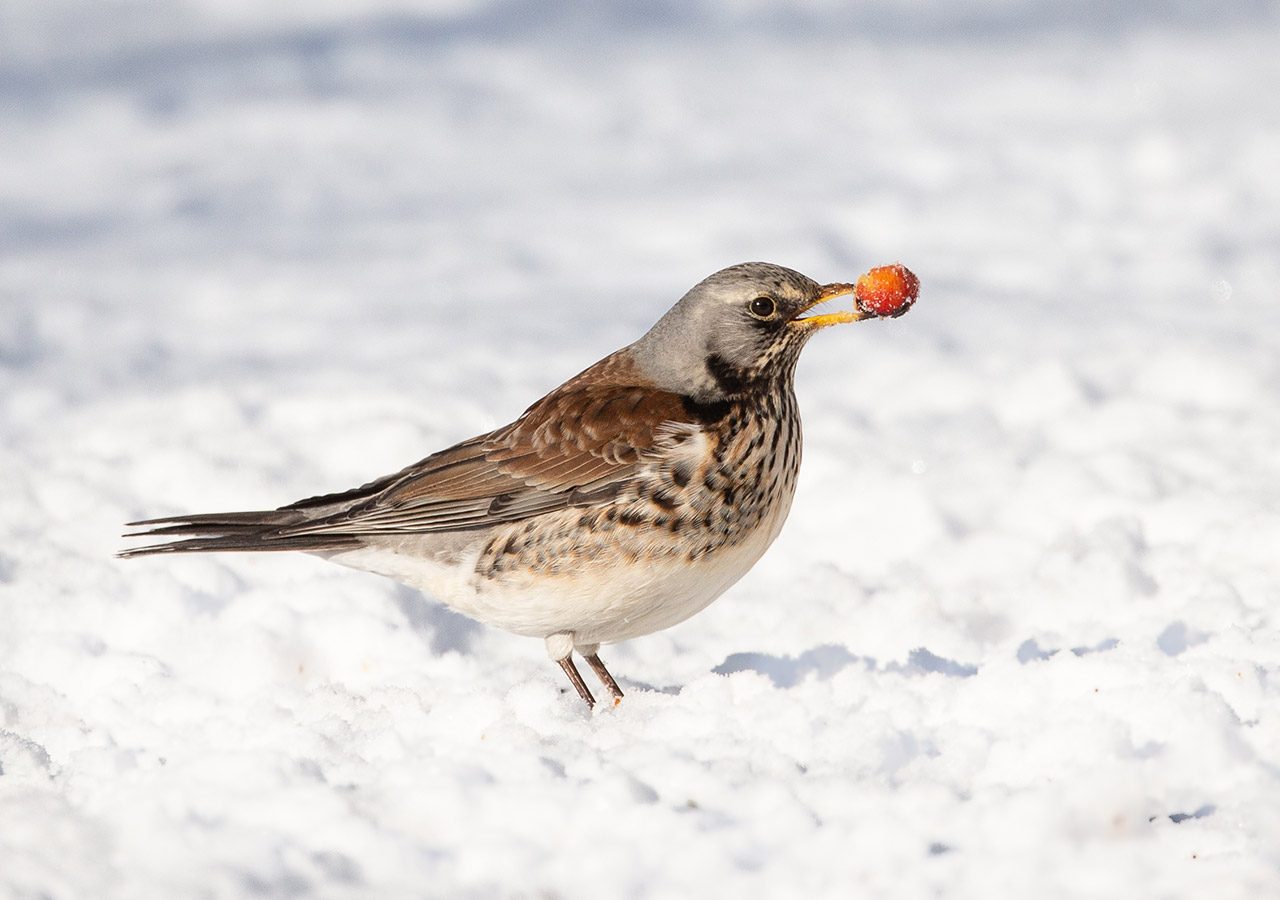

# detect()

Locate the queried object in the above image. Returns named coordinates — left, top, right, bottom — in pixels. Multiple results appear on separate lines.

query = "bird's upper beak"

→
left=790, top=282, right=872, bottom=329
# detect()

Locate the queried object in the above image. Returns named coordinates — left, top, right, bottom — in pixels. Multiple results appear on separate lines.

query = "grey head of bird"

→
left=628, top=261, right=865, bottom=400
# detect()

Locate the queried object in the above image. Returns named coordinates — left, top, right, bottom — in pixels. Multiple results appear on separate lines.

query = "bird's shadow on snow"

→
left=713, top=644, right=977, bottom=688
left=1149, top=804, right=1216, bottom=825
left=393, top=585, right=482, bottom=656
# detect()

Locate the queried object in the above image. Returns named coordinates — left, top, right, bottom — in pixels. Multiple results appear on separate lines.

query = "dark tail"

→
left=119, top=509, right=360, bottom=558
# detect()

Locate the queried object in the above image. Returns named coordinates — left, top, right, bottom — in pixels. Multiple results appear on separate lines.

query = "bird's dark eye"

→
left=749, top=296, right=776, bottom=319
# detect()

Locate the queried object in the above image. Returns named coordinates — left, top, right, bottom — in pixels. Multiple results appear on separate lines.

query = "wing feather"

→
left=276, top=353, right=694, bottom=537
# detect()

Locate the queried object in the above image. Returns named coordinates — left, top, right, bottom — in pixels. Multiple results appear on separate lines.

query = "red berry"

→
left=855, top=264, right=919, bottom=318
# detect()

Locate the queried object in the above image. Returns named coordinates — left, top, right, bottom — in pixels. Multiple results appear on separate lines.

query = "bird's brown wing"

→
left=121, top=352, right=702, bottom=555
left=277, top=373, right=693, bottom=537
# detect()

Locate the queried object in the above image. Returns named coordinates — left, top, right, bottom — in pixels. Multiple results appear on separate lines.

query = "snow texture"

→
left=3, top=2, right=1280, bottom=897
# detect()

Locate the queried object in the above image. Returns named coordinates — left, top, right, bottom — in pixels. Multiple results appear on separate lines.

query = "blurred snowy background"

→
left=2, top=1, right=1279, bottom=897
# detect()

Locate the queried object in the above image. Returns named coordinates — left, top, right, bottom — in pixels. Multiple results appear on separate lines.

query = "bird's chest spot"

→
left=639, top=392, right=801, bottom=560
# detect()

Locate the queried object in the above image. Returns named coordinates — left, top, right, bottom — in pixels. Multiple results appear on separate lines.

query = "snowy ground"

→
left=3, top=2, right=1280, bottom=897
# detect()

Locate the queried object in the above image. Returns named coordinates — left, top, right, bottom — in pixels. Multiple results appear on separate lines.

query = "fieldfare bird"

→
left=122, top=262, right=909, bottom=708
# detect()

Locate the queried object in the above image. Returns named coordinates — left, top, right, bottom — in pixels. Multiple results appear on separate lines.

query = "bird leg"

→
left=584, top=652, right=624, bottom=705
left=557, top=656, right=596, bottom=708
left=546, top=633, right=595, bottom=708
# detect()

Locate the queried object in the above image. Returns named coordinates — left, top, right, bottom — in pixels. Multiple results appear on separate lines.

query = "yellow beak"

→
left=790, top=282, right=871, bottom=330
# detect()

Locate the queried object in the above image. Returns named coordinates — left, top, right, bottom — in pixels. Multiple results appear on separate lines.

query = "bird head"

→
left=631, top=262, right=870, bottom=400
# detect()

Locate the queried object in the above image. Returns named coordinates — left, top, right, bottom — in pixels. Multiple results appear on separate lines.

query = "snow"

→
left=3, top=2, right=1280, bottom=897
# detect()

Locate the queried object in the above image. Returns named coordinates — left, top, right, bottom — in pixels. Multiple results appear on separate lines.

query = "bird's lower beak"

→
left=790, top=282, right=872, bottom=329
